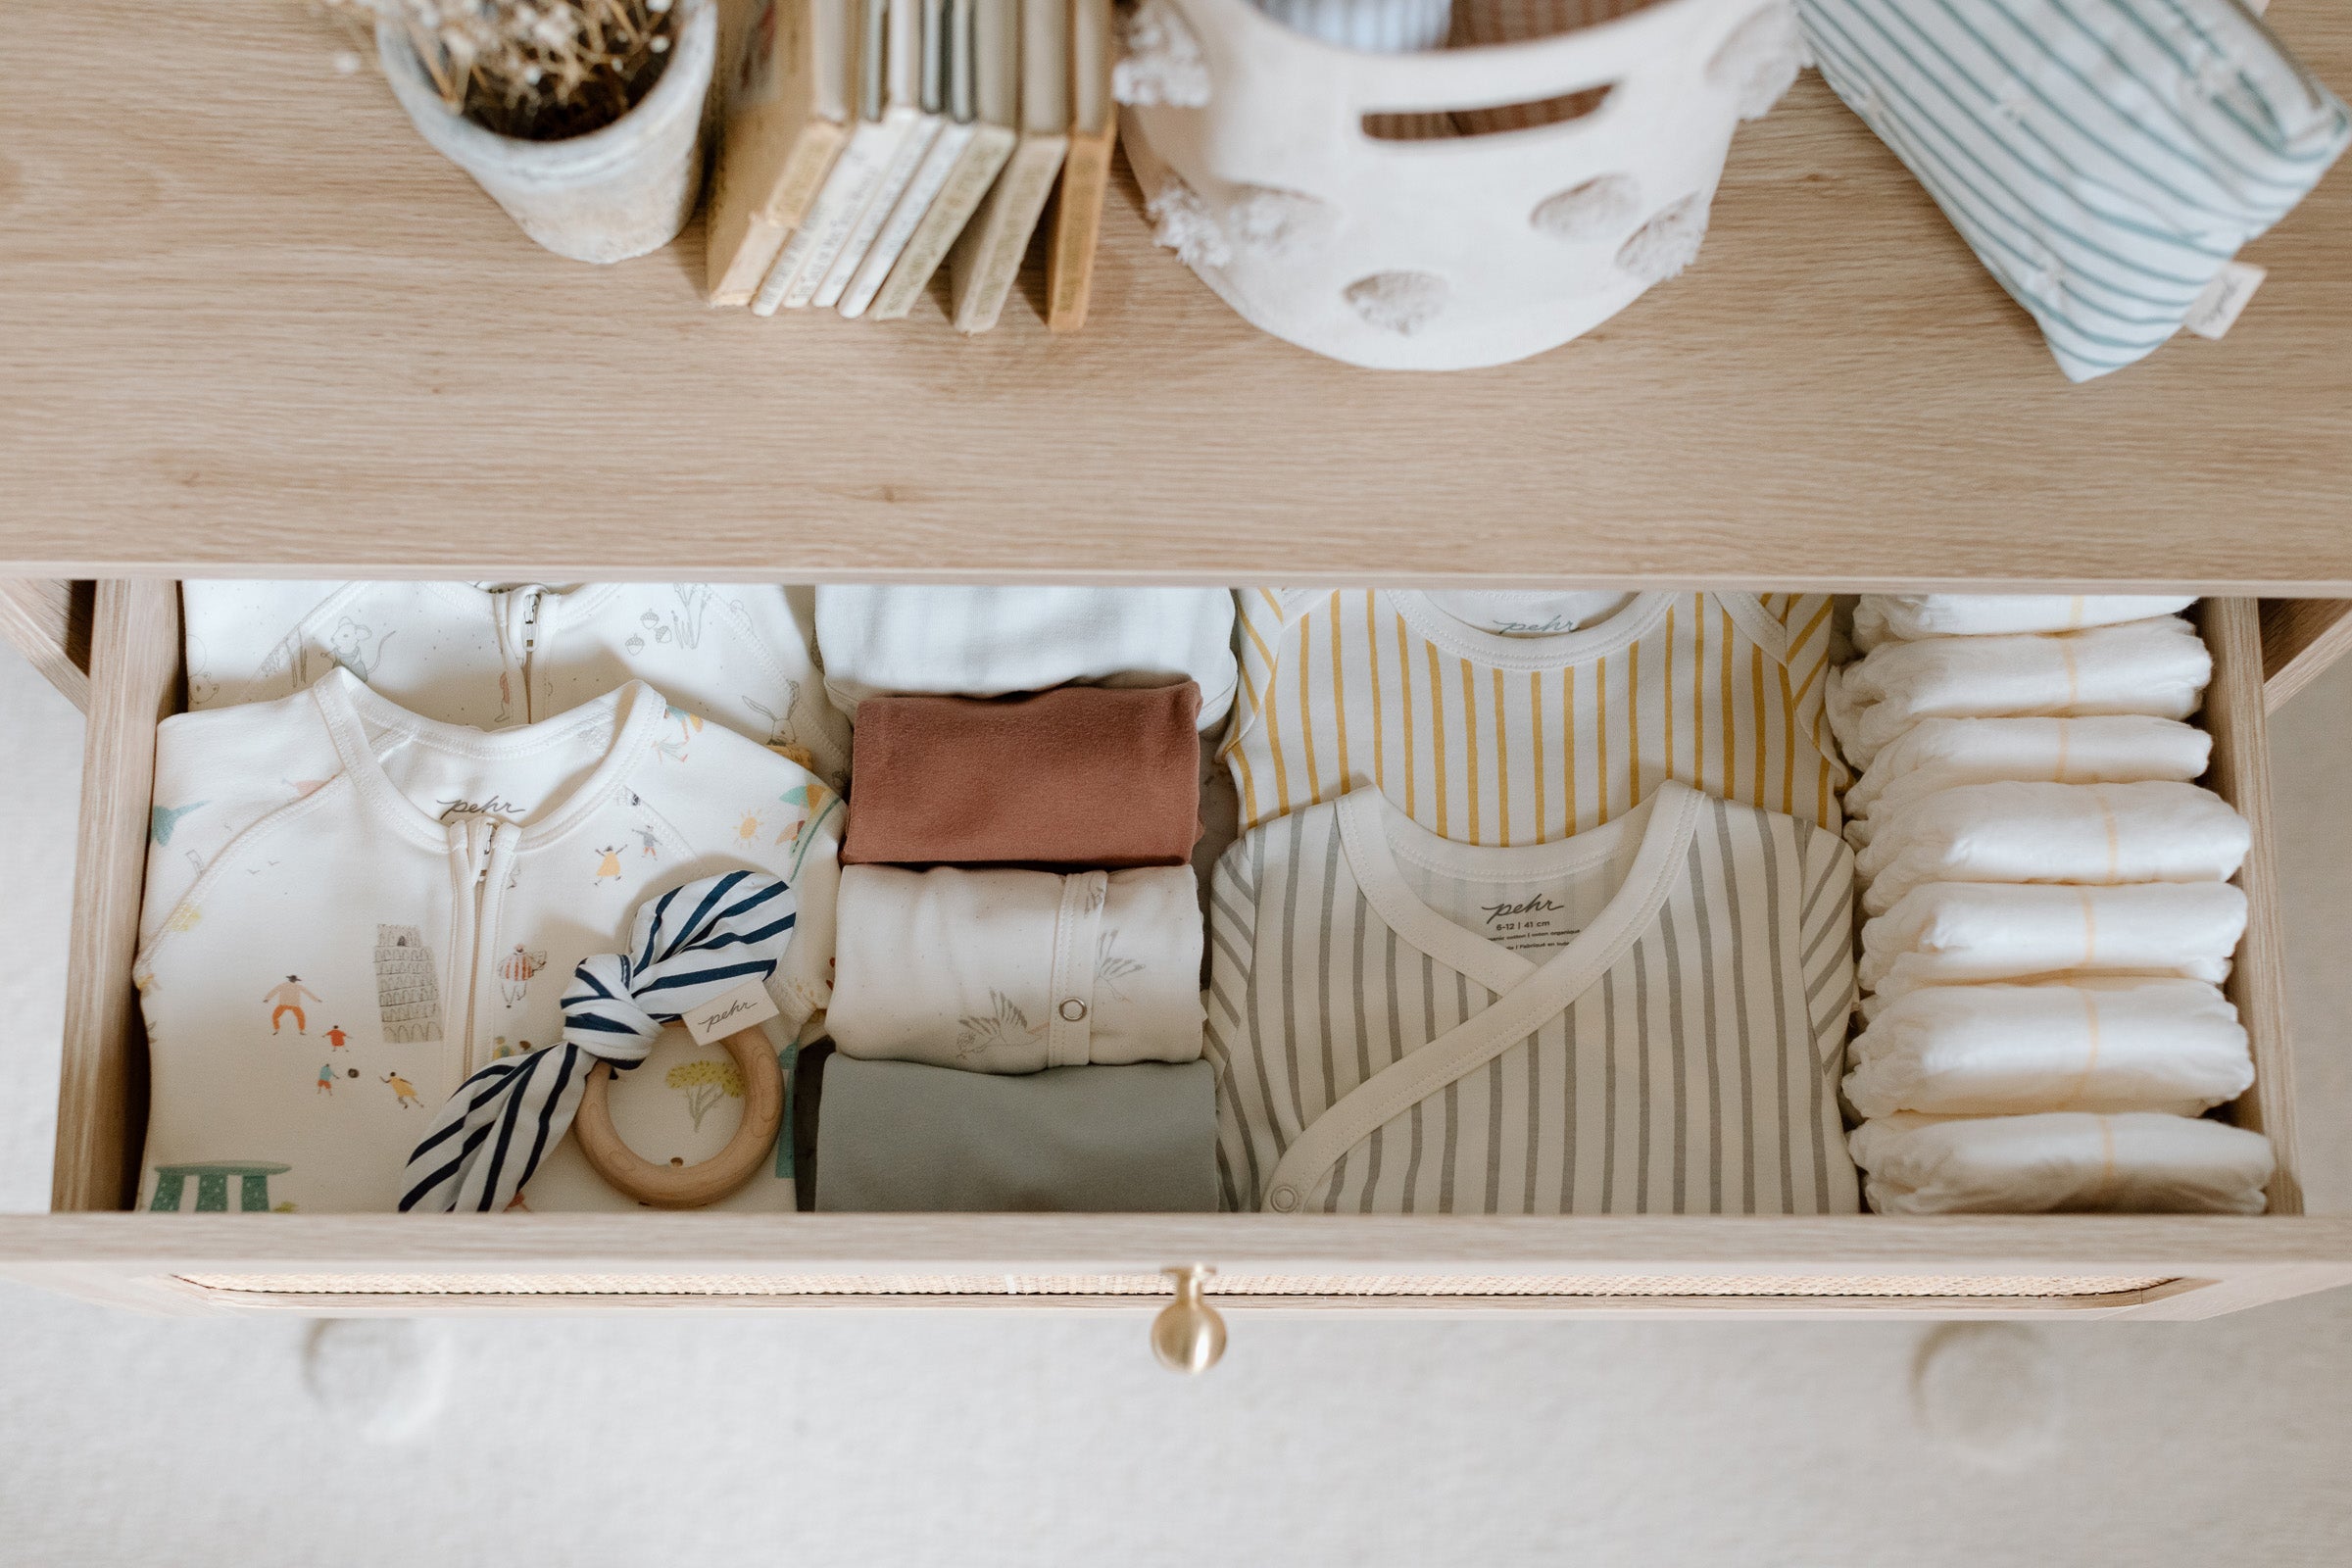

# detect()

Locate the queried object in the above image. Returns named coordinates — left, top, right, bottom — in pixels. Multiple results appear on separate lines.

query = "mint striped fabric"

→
left=1800, top=0, right=2349, bottom=379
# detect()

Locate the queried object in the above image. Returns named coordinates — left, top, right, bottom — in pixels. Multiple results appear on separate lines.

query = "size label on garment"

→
left=682, top=979, right=781, bottom=1046
left=2183, top=262, right=2267, bottom=341
left=1481, top=896, right=1583, bottom=956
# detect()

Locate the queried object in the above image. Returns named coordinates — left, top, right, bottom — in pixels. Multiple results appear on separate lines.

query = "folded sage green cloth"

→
left=813, top=1056, right=1219, bottom=1212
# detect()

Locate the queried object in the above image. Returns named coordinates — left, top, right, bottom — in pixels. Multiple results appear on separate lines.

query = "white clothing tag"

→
left=2183, top=262, right=2267, bottom=341
left=1419, top=590, right=1636, bottom=638
left=682, top=978, right=781, bottom=1046
left=1479, top=895, right=1585, bottom=956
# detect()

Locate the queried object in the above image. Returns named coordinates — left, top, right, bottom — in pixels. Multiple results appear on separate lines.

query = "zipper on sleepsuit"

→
left=447, top=811, right=490, bottom=1080
left=449, top=811, right=515, bottom=1079
left=515, top=586, right=547, bottom=722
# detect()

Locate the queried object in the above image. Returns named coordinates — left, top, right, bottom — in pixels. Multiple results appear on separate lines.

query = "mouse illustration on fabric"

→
left=184, top=633, right=219, bottom=707
left=327, top=617, right=395, bottom=683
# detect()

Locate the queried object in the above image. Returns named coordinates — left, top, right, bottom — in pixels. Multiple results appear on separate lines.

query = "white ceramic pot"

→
left=1119, top=0, right=1802, bottom=369
left=377, top=0, right=717, bottom=264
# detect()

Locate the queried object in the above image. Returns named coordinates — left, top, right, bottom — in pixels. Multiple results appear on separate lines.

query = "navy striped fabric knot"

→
left=400, top=871, right=799, bottom=1213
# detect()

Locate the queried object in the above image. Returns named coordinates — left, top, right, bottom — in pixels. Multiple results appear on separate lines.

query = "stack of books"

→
left=706, top=0, right=1116, bottom=332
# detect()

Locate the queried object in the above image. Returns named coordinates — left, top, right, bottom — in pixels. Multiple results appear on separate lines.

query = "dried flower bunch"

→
left=329, top=0, right=681, bottom=141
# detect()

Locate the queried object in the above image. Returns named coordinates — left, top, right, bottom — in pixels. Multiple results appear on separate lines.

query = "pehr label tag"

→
left=682, top=978, right=781, bottom=1046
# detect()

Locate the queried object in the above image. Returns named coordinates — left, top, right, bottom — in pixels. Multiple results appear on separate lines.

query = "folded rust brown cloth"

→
left=841, top=682, right=1203, bottom=867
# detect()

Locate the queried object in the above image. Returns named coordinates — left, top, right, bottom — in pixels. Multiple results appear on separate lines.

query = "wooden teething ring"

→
left=572, top=1026, right=784, bottom=1209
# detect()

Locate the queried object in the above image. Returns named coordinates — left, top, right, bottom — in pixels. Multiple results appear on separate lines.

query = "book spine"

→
left=751, top=217, right=817, bottom=315
left=711, top=214, right=791, bottom=308
left=768, top=122, right=850, bottom=234
left=752, top=121, right=904, bottom=315
left=783, top=122, right=906, bottom=309
left=842, top=120, right=977, bottom=318
left=813, top=111, right=936, bottom=309
left=951, top=136, right=1066, bottom=334
left=1045, top=121, right=1115, bottom=331
left=869, top=125, right=1016, bottom=320
left=710, top=125, right=848, bottom=306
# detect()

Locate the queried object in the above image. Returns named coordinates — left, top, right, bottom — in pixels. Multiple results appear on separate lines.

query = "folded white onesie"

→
left=828, top=864, right=1206, bottom=1072
left=1855, top=781, right=2248, bottom=916
left=1845, top=716, right=2212, bottom=849
left=182, top=581, right=852, bottom=784
left=813, top=586, right=1240, bottom=730
left=1859, top=880, right=2245, bottom=1005
left=1848, top=1111, right=2274, bottom=1215
left=1827, top=617, right=2211, bottom=771
left=1843, top=979, right=2252, bottom=1120
left=1851, top=595, right=2196, bottom=650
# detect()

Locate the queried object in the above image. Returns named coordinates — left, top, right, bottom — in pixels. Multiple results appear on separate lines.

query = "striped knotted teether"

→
left=400, top=870, right=798, bottom=1213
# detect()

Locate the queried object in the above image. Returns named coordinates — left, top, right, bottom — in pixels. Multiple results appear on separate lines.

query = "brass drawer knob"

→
left=1152, top=1264, right=1227, bottom=1374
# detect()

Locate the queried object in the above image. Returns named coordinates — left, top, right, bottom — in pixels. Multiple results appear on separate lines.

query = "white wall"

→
left=5, top=646, right=2351, bottom=1565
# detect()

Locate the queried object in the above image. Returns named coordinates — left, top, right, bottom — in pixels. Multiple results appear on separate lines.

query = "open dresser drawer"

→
left=4, top=581, right=2351, bottom=1337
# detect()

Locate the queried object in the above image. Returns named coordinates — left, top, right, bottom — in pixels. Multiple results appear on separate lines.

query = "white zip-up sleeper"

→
left=179, top=580, right=852, bottom=785
left=133, top=669, right=843, bottom=1213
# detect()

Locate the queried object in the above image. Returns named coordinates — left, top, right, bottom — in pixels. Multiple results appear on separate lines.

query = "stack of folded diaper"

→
left=809, top=588, right=1234, bottom=1212
left=1828, top=595, right=2274, bottom=1215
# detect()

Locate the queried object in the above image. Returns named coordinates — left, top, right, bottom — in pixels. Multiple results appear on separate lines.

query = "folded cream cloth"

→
left=1843, top=979, right=2252, bottom=1119
left=1848, top=1111, right=2274, bottom=1214
left=812, top=586, right=1240, bottom=730
left=1852, top=595, right=2197, bottom=650
left=1855, top=780, right=2248, bottom=915
left=827, top=864, right=1205, bottom=1072
left=1859, top=880, right=2246, bottom=1006
left=1845, top=716, right=2211, bottom=846
left=1826, top=616, right=2211, bottom=770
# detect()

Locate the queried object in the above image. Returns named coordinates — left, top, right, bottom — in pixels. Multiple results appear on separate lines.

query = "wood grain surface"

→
left=4, top=1212, right=2352, bottom=1319
left=52, top=580, right=179, bottom=1212
left=1, top=4, right=2349, bottom=583
left=6, top=1208, right=2352, bottom=1268
left=0, top=579, right=91, bottom=710
left=2203, top=600, right=2300, bottom=1216
left=2262, top=598, right=2352, bottom=710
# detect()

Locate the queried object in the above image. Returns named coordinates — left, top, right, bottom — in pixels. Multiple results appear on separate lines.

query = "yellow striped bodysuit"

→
left=1222, top=589, right=1846, bottom=845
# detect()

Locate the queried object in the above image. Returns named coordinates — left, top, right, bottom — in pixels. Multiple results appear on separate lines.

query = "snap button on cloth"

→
left=1059, top=999, right=1089, bottom=1022
left=1269, top=1186, right=1299, bottom=1212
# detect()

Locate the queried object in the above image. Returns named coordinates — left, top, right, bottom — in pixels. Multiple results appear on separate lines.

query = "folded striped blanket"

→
left=1801, top=0, right=2349, bottom=379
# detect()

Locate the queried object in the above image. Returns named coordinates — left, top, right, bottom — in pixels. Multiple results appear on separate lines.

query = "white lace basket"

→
left=1117, top=0, right=1799, bottom=369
